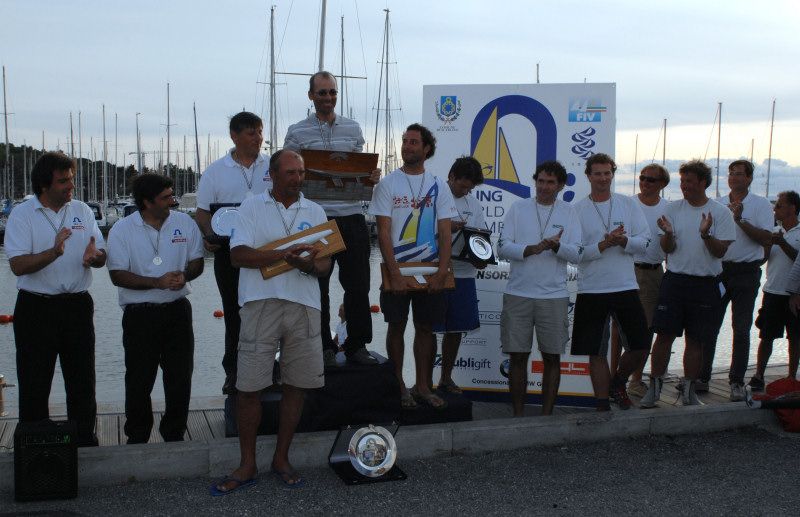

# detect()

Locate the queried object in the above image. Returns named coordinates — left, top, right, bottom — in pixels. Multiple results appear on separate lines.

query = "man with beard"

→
left=368, top=123, right=457, bottom=410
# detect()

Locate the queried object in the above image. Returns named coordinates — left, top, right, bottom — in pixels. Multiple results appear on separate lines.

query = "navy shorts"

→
left=756, top=292, right=800, bottom=341
left=380, top=289, right=447, bottom=325
left=434, top=277, right=480, bottom=334
left=571, top=290, right=651, bottom=356
left=652, top=271, right=722, bottom=344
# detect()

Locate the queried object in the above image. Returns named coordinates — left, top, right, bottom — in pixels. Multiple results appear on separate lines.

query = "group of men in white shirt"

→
left=501, top=154, right=799, bottom=413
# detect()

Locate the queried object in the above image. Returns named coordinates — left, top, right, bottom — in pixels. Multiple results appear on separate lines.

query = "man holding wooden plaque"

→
left=213, top=150, right=331, bottom=492
left=368, top=123, right=457, bottom=410
left=284, top=71, right=379, bottom=367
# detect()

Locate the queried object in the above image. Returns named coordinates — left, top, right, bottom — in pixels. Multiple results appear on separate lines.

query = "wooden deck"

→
left=0, top=365, right=792, bottom=450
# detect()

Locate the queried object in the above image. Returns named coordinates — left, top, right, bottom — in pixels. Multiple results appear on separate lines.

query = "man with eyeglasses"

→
left=609, top=164, right=671, bottom=397
left=699, top=160, right=772, bottom=401
left=284, top=71, right=380, bottom=367
left=748, top=191, right=800, bottom=388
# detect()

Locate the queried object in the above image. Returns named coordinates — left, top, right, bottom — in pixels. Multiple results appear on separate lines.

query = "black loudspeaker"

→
left=14, top=419, right=78, bottom=502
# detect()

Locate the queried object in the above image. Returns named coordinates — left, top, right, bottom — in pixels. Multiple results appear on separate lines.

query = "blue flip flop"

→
left=209, top=476, right=260, bottom=496
left=271, top=470, right=306, bottom=488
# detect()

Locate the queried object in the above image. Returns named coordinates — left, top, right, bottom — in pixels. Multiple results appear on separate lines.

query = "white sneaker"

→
left=640, top=376, right=663, bottom=408
left=679, top=377, right=704, bottom=406
left=730, top=382, right=745, bottom=402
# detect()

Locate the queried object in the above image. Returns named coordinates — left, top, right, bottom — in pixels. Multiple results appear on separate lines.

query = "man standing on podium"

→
left=284, top=71, right=380, bottom=367
left=369, top=123, right=457, bottom=410
left=196, top=112, right=272, bottom=395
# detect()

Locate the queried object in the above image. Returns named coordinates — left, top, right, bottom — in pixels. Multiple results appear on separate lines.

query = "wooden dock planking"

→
left=0, top=364, right=794, bottom=453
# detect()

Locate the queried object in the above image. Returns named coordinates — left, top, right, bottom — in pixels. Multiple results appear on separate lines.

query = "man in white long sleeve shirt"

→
left=499, top=160, right=582, bottom=416
left=572, top=153, right=652, bottom=411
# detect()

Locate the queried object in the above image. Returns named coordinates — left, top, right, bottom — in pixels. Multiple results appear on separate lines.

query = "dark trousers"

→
left=14, top=290, right=98, bottom=446
left=318, top=213, right=373, bottom=356
left=701, top=261, right=762, bottom=384
left=122, top=298, right=194, bottom=443
left=213, top=245, right=241, bottom=377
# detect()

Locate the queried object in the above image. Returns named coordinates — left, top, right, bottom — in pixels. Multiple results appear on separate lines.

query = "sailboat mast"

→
left=78, top=112, right=83, bottom=200
left=662, top=119, right=666, bottom=166
left=166, top=83, right=171, bottom=178
left=715, top=102, right=721, bottom=198
left=193, top=104, right=201, bottom=181
left=318, top=0, right=327, bottom=72
left=632, top=134, right=638, bottom=196
left=114, top=112, right=118, bottom=200
left=136, top=112, right=142, bottom=174
left=766, top=99, right=775, bottom=198
left=384, top=9, right=390, bottom=173
left=2, top=66, right=9, bottom=199
left=102, top=104, right=107, bottom=205
left=269, top=7, right=277, bottom=154
left=339, top=15, right=345, bottom=118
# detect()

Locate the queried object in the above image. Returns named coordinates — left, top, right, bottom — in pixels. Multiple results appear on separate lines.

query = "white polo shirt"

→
left=106, top=210, right=204, bottom=307
left=498, top=198, right=582, bottom=299
left=632, top=195, right=669, bottom=265
left=720, top=192, right=774, bottom=263
left=574, top=193, right=651, bottom=294
left=764, top=224, right=800, bottom=295
left=231, top=191, right=328, bottom=309
left=658, top=198, right=737, bottom=277
left=5, top=197, right=105, bottom=295
left=196, top=149, right=272, bottom=211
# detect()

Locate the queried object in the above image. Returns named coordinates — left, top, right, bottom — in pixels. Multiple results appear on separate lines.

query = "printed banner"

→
left=423, top=83, right=616, bottom=406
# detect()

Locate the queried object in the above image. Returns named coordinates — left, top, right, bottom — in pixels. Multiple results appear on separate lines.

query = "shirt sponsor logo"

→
left=172, top=228, right=187, bottom=243
left=71, top=216, right=84, bottom=230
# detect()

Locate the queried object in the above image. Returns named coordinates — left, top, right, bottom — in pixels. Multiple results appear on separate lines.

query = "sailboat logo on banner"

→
left=470, top=95, right=557, bottom=200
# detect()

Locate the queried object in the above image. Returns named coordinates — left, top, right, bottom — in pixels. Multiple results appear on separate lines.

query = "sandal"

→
left=437, top=379, right=462, bottom=395
left=410, top=385, right=448, bottom=410
left=400, top=389, right=418, bottom=410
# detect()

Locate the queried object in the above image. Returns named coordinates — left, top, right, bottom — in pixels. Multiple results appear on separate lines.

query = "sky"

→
left=1, top=0, right=799, bottom=199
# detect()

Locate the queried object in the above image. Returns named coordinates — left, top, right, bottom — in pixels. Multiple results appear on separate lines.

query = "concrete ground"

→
left=2, top=422, right=799, bottom=516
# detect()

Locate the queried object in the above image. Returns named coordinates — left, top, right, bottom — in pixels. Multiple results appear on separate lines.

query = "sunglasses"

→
left=314, top=89, right=338, bottom=97
left=639, top=175, right=662, bottom=183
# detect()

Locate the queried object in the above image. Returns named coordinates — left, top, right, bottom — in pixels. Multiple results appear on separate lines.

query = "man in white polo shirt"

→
left=642, top=160, right=736, bottom=407
left=107, top=174, right=204, bottom=443
left=699, top=160, right=772, bottom=401
left=212, top=149, right=331, bottom=493
left=749, top=191, right=800, bottom=387
left=6, top=152, right=106, bottom=447
left=433, top=156, right=486, bottom=396
left=499, top=160, right=582, bottom=416
left=572, top=153, right=652, bottom=412
left=196, top=112, right=272, bottom=394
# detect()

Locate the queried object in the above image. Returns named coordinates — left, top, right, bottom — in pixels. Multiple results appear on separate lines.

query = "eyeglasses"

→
left=314, top=89, right=338, bottom=97
left=639, top=175, right=662, bottom=183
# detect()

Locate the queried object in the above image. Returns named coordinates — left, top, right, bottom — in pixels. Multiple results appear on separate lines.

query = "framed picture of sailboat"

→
left=300, top=150, right=378, bottom=201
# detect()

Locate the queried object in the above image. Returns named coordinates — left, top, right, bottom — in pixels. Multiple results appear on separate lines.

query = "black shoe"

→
left=347, top=347, right=378, bottom=365
left=222, top=374, right=237, bottom=395
left=323, top=349, right=337, bottom=368
left=747, top=376, right=765, bottom=392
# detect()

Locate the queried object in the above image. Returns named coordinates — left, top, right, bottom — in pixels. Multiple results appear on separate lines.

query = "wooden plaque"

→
left=258, top=220, right=346, bottom=280
left=380, top=262, right=456, bottom=292
left=300, top=149, right=379, bottom=201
